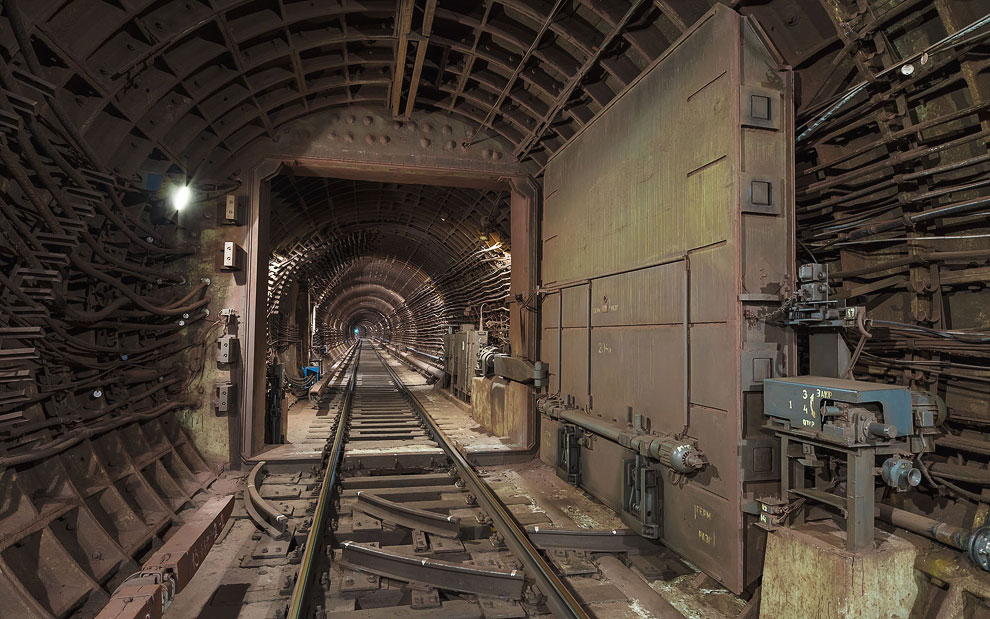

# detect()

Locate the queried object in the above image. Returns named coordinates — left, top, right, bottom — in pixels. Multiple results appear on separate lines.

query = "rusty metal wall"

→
left=0, top=416, right=216, bottom=617
left=539, top=5, right=795, bottom=594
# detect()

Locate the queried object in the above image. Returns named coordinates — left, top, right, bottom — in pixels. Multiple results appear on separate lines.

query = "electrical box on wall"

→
left=215, top=381, right=234, bottom=413
left=217, top=334, right=239, bottom=363
left=220, top=194, right=243, bottom=225
left=221, top=241, right=242, bottom=270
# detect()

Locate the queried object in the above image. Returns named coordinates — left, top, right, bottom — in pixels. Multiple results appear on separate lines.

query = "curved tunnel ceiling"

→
left=6, top=0, right=985, bottom=373
left=6, top=0, right=875, bottom=179
left=6, top=0, right=984, bottom=360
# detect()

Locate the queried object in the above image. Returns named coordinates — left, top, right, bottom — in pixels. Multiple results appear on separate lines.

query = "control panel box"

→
left=443, top=326, right=488, bottom=401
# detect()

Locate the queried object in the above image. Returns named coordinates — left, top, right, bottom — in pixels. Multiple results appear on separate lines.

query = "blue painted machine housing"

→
left=763, top=376, right=914, bottom=438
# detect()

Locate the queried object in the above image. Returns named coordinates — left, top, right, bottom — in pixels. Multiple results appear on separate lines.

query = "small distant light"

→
left=900, top=63, right=915, bottom=76
left=479, top=231, right=489, bottom=241
left=92, top=389, right=103, bottom=398
left=172, top=185, right=192, bottom=210
left=354, top=328, right=360, bottom=334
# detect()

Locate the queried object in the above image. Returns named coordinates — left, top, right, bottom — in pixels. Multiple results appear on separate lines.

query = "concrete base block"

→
left=760, top=521, right=918, bottom=619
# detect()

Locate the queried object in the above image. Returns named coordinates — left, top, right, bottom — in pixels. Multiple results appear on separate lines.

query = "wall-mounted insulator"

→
left=221, top=194, right=243, bottom=225
left=216, top=381, right=234, bottom=413
left=221, top=241, right=243, bottom=271
left=217, top=334, right=239, bottom=363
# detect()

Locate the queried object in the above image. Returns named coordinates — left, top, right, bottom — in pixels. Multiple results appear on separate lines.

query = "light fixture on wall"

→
left=172, top=184, right=191, bottom=210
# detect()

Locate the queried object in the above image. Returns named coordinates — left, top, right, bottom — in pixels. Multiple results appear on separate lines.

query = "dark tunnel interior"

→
left=0, top=0, right=988, bottom=617
left=267, top=176, right=512, bottom=363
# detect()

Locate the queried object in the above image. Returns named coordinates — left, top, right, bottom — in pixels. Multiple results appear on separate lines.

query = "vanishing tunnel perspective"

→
left=0, top=0, right=989, bottom=618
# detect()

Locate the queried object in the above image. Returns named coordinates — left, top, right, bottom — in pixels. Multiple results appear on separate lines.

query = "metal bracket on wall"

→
left=216, top=380, right=234, bottom=413
left=622, top=455, right=661, bottom=538
left=556, top=424, right=581, bottom=485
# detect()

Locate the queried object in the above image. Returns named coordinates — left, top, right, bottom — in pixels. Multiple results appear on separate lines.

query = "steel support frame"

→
left=777, top=430, right=902, bottom=552
left=239, top=156, right=536, bottom=464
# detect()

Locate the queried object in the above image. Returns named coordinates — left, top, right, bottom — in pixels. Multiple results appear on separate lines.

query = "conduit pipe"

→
left=877, top=503, right=990, bottom=571
left=381, top=342, right=444, bottom=381
left=537, top=397, right=705, bottom=473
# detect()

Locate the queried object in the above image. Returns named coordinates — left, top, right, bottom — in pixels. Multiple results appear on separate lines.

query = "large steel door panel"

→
left=589, top=326, right=684, bottom=432
left=538, top=5, right=794, bottom=593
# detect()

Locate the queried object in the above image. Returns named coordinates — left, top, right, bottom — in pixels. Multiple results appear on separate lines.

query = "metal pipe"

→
left=841, top=194, right=990, bottom=242
left=682, top=255, right=691, bottom=432
left=587, top=283, right=592, bottom=406
left=557, top=290, right=562, bottom=394
left=877, top=504, right=971, bottom=550
left=382, top=342, right=444, bottom=380
left=877, top=504, right=990, bottom=571
left=539, top=400, right=704, bottom=472
left=927, top=462, right=990, bottom=485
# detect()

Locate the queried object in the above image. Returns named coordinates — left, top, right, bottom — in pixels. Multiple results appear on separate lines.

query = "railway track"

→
left=281, top=341, right=588, bottom=619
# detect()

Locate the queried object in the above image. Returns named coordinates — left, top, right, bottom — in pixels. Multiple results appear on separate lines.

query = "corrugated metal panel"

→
left=538, top=5, right=795, bottom=593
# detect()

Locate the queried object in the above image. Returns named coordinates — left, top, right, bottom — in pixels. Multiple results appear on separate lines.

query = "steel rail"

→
left=354, top=490, right=461, bottom=537
left=285, top=347, right=358, bottom=619
left=338, top=540, right=525, bottom=598
left=373, top=346, right=589, bottom=619
left=246, top=461, right=288, bottom=537
left=526, top=526, right=663, bottom=553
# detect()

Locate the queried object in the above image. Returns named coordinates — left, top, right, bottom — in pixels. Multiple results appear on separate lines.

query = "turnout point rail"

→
left=283, top=341, right=587, bottom=619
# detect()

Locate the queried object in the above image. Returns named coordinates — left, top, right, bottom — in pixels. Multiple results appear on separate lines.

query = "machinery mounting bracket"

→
left=556, top=424, right=581, bottom=485
left=622, top=455, right=661, bottom=538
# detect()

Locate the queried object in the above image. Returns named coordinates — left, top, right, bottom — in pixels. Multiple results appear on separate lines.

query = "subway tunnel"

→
left=0, top=0, right=988, bottom=617
left=267, top=176, right=512, bottom=361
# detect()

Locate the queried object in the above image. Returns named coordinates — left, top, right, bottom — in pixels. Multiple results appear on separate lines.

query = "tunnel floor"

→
left=159, top=352, right=747, bottom=619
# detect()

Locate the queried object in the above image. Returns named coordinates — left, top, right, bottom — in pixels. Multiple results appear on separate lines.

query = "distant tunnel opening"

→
left=264, top=174, right=513, bottom=443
